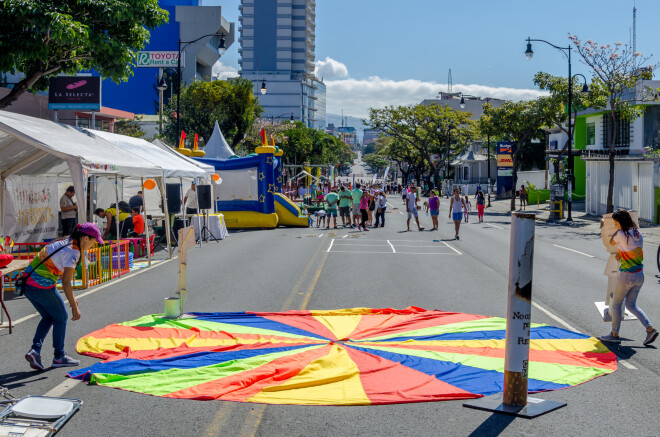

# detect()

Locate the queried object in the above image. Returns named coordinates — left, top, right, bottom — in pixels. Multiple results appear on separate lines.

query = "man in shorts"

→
left=338, top=186, right=352, bottom=228
left=351, top=183, right=363, bottom=229
left=406, top=185, right=424, bottom=232
left=324, top=188, right=339, bottom=229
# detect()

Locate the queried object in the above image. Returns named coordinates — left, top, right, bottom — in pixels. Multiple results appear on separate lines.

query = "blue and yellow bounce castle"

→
left=196, top=145, right=308, bottom=228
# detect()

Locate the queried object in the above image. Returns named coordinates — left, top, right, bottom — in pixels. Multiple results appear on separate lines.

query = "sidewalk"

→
left=483, top=196, right=660, bottom=246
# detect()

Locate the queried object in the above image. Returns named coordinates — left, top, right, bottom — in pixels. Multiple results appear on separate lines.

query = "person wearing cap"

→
left=23, top=223, right=104, bottom=371
left=59, top=185, right=78, bottom=236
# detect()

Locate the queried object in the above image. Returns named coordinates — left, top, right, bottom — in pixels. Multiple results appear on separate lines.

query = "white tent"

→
left=202, top=121, right=236, bottom=160
left=0, top=110, right=162, bottom=240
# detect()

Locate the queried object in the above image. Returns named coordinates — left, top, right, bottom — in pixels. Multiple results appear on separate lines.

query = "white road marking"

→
left=318, top=234, right=324, bottom=238
left=531, top=301, right=579, bottom=332
left=12, top=257, right=177, bottom=327
left=342, top=235, right=348, bottom=239
left=326, top=239, right=335, bottom=252
left=328, top=250, right=457, bottom=255
left=442, top=241, right=462, bottom=255
left=387, top=240, right=396, bottom=253
left=619, top=360, right=637, bottom=370
left=486, top=223, right=505, bottom=230
left=44, top=378, right=82, bottom=398
left=553, top=244, right=595, bottom=258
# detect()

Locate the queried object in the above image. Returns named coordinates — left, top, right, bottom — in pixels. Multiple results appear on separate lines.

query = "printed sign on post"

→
left=136, top=51, right=183, bottom=68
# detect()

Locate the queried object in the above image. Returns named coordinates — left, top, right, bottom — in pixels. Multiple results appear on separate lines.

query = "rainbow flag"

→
left=69, top=307, right=616, bottom=405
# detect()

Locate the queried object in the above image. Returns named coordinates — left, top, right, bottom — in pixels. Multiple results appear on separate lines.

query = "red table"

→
left=1, top=259, right=29, bottom=334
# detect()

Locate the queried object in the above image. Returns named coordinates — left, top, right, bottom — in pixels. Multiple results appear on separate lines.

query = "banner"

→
left=48, top=76, right=101, bottom=110
left=383, top=166, right=390, bottom=182
left=497, top=141, right=513, bottom=168
left=3, top=176, right=59, bottom=243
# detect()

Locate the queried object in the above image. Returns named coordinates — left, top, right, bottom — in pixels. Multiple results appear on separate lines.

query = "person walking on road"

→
left=359, top=190, right=370, bottom=231
left=23, top=223, right=104, bottom=370
left=402, top=186, right=408, bottom=206
left=463, top=195, right=471, bottom=223
left=325, top=188, right=339, bottom=229
left=406, top=185, right=424, bottom=232
left=428, top=190, right=440, bottom=230
left=367, top=190, right=376, bottom=226
left=600, top=209, right=657, bottom=346
left=476, top=190, right=485, bottom=223
left=338, top=186, right=352, bottom=228
left=351, top=183, right=363, bottom=229
left=449, top=188, right=466, bottom=240
left=374, top=190, right=387, bottom=228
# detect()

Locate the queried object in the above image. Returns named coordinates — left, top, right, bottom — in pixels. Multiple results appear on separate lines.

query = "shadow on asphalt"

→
left=0, top=369, right=53, bottom=390
left=468, top=412, right=516, bottom=436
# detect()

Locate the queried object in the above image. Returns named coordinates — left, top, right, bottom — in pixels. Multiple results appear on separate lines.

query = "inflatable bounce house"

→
left=192, top=124, right=308, bottom=228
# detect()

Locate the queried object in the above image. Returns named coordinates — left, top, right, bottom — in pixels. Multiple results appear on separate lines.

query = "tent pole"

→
left=195, top=177, right=202, bottom=247
left=0, top=176, right=5, bottom=240
left=180, top=177, right=186, bottom=228
left=142, top=177, right=152, bottom=267
left=114, top=174, right=121, bottom=277
left=158, top=178, right=172, bottom=259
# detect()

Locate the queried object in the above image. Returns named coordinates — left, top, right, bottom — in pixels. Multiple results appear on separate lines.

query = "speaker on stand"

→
left=164, top=183, right=182, bottom=244
left=195, top=185, right=218, bottom=243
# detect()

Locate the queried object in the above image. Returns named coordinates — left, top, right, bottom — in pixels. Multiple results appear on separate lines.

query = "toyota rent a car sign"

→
left=136, top=51, right=182, bottom=68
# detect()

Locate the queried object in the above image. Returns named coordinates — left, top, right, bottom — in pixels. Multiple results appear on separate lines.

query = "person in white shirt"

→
left=374, top=190, right=387, bottom=228
left=406, top=185, right=424, bottom=232
left=59, top=186, right=78, bottom=236
left=183, top=182, right=197, bottom=215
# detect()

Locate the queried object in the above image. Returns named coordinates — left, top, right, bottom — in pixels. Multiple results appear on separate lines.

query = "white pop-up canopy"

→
left=0, top=110, right=162, bottom=236
left=86, top=130, right=209, bottom=179
left=203, top=121, right=236, bottom=160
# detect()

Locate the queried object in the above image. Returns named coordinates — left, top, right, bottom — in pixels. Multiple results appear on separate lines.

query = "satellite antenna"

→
left=633, top=5, right=637, bottom=55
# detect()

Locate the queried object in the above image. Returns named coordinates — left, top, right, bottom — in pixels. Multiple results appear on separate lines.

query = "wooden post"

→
left=177, top=226, right=196, bottom=316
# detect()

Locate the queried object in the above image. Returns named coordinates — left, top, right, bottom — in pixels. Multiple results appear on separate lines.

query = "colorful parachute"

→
left=68, top=307, right=616, bottom=405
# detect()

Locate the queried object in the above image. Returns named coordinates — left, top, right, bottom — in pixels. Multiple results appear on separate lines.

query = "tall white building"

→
left=239, top=0, right=326, bottom=129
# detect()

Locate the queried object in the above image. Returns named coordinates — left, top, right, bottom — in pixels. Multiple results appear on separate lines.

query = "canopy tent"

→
left=0, top=110, right=162, bottom=241
left=202, top=121, right=236, bottom=160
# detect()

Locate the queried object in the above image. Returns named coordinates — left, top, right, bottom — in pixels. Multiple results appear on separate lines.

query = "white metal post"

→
left=114, top=175, right=121, bottom=277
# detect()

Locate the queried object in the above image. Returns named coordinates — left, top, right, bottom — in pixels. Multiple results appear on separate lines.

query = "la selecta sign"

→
left=136, top=51, right=182, bottom=68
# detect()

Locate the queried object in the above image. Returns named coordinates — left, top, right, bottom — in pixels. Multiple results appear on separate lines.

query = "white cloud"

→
left=314, top=57, right=349, bottom=79
left=324, top=76, right=548, bottom=118
left=213, top=62, right=239, bottom=80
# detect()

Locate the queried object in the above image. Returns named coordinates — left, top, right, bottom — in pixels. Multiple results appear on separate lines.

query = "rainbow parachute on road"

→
left=68, top=307, right=616, bottom=405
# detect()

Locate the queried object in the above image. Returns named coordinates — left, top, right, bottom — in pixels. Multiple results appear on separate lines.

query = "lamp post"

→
left=260, top=79, right=267, bottom=95
left=271, top=112, right=295, bottom=125
left=176, top=32, right=226, bottom=141
left=482, top=97, right=497, bottom=207
left=525, top=37, right=576, bottom=221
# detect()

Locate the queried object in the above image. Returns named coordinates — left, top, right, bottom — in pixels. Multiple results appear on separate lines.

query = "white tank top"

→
left=451, top=196, right=462, bottom=213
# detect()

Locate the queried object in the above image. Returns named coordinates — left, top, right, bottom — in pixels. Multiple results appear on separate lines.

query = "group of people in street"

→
left=316, top=183, right=388, bottom=231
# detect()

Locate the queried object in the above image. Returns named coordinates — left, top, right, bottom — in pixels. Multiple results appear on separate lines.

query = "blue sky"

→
left=216, top=0, right=659, bottom=117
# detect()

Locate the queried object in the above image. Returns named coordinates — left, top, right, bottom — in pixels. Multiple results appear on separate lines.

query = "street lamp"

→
left=177, top=32, right=227, bottom=141
left=260, top=80, right=267, bottom=95
left=482, top=97, right=496, bottom=207
left=525, top=36, right=575, bottom=221
left=271, top=112, right=295, bottom=125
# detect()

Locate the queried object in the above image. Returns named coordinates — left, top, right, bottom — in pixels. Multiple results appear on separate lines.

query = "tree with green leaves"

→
left=533, top=72, right=605, bottom=188
left=483, top=100, right=549, bottom=211
left=114, top=116, right=145, bottom=138
left=367, top=103, right=474, bottom=186
left=162, top=77, right=263, bottom=148
left=570, top=35, right=657, bottom=213
left=0, top=0, right=168, bottom=109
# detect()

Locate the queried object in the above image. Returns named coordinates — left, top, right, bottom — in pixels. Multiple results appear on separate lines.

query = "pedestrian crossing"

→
left=326, top=239, right=461, bottom=255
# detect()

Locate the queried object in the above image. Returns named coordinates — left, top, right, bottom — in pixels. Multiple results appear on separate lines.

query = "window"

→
left=586, top=122, right=595, bottom=146
left=463, top=166, right=470, bottom=181
left=602, top=114, right=630, bottom=148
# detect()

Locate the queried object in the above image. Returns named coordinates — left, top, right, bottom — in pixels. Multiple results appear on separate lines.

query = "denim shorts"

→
left=452, top=212, right=463, bottom=221
left=430, top=210, right=439, bottom=216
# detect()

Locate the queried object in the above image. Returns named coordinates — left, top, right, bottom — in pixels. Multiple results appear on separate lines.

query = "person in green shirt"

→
left=351, top=183, right=363, bottom=228
left=324, top=189, right=339, bottom=229
left=338, top=186, right=352, bottom=228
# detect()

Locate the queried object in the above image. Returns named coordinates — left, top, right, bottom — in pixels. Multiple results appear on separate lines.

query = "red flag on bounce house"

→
left=179, top=131, right=187, bottom=149
left=193, top=133, right=199, bottom=151
left=259, top=128, right=267, bottom=146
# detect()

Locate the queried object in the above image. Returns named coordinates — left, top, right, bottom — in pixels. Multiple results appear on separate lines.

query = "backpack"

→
left=110, top=201, right=132, bottom=214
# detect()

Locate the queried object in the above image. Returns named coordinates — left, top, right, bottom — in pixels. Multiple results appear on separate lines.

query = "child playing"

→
left=463, top=196, right=471, bottom=223
left=315, top=209, right=327, bottom=228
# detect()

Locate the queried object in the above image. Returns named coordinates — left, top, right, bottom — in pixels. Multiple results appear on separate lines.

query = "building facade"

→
left=101, top=0, right=235, bottom=115
left=576, top=80, right=660, bottom=223
left=239, top=0, right=326, bottom=129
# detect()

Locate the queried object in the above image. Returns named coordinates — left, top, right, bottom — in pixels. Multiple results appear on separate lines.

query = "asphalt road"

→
left=2, top=166, right=659, bottom=436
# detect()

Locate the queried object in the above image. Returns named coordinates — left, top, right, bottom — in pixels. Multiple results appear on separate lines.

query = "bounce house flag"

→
left=271, top=134, right=276, bottom=148
left=259, top=128, right=267, bottom=146
left=179, top=131, right=187, bottom=149
left=193, top=133, right=199, bottom=151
